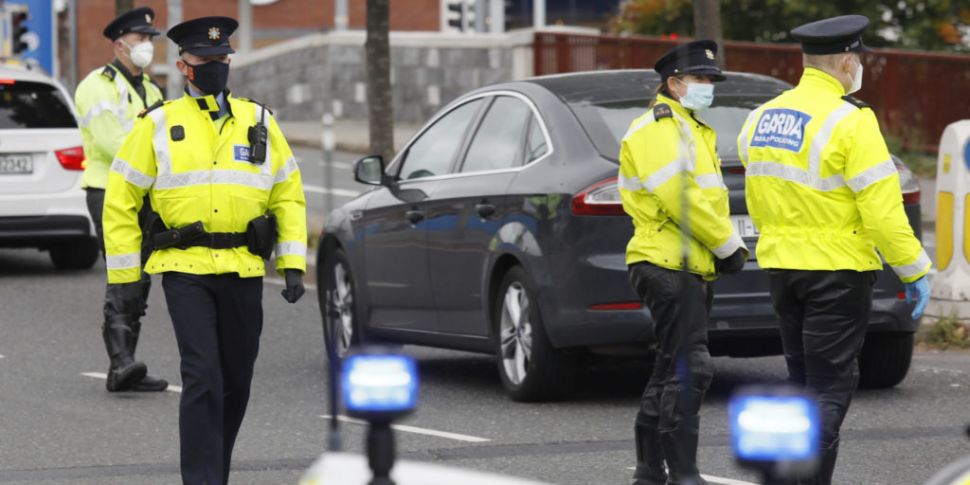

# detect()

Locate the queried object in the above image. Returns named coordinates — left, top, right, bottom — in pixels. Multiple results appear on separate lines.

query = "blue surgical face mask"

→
left=676, top=78, right=715, bottom=111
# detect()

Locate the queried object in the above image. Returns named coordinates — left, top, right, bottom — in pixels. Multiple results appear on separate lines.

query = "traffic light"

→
left=444, top=0, right=476, bottom=33
left=12, top=12, right=29, bottom=54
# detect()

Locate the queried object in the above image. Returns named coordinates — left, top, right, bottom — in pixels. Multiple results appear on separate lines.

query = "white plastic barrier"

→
left=927, top=120, right=970, bottom=320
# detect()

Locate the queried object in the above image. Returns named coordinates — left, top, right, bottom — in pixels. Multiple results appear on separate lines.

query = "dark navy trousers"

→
left=162, top=272, right=263, bottom=485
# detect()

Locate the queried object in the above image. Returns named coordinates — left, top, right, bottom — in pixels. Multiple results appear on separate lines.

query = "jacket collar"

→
left=799, top=67, right=847, bottom=96
left=182, top=88, right=232, bottom=119
left=110, top=59, right=145, bottom=87
left=655, top=92, right=710, bottom=127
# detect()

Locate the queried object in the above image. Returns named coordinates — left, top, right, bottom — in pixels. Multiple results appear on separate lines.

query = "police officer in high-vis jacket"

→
left=75, top=7, right=168, bottom=392
left=737, top=15, right=932, bottom=485
left=102, top=16, right=307, bottom=485
left=621, top=40, right=748, bottom=485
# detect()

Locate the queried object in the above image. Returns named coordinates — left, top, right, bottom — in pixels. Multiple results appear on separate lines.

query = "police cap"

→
left=790, top=15, right=872, bottom=55
left=654, top=40, right=725, bottom=83
left=166, top=16, right=238, bottom=56
left=102, top=7, right=160, bottom=40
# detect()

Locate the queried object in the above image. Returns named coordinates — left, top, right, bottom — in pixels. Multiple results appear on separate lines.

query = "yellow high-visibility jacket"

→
left=75, top=63, right=164, bottom=189
left=619, top=93, right=747, bottom=279
left=103, top=92, right=307, bottom=284
left=737, top=68, right=930, bottom=283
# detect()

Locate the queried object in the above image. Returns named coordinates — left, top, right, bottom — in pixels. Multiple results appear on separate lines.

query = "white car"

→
left=0, top=63, right=98, bottom=269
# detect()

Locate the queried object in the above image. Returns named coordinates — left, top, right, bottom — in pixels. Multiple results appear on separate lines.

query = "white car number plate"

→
left=730, top=215, right=760, bottom=239
left=0, top=154, right=33, bottom=175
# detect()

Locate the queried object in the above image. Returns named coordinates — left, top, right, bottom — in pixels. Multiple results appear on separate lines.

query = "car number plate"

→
left=730, top=215, right=760, bottom=239
left=0, top=154, right=33, bottom=175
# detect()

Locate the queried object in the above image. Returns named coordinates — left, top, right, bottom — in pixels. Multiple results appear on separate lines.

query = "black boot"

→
left=660, top=416, right=708, bottom=485
left=103, top=321, right=147, bottom=392
left=127, top=319, right=169, bottom=392
left=633, top=419, right=668, bottom=485
left=810, top=439, right=840, bottom=485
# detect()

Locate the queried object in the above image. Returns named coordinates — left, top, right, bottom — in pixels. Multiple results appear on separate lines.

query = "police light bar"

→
left=728, top=386, right=820, bottom=480
left=342, top=352, right=418, bottom=421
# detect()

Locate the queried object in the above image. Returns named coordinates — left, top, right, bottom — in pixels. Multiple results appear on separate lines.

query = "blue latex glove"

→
left=903, top=276, right=931, bottom=320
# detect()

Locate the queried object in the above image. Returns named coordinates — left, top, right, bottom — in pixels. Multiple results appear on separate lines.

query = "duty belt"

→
left=152, top=221, right=247, bottom=251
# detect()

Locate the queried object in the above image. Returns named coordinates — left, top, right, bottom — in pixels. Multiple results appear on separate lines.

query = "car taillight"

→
left=893, top=155, right=920, bottom=205
left=589, top=302, right=643, bottom=311
left=55, top=146, right=86, bottom=171
left=571, top=177, right=626, bottom=216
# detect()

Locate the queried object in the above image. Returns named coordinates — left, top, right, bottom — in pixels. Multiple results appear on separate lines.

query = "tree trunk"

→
left=115, top=0, right=134, bottom=15
left=365, top=0, right=394, bottom=162
left=693, top=0, right=725, bottom=68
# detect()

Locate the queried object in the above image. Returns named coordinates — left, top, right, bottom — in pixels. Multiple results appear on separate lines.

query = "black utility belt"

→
left=151, top=214, right=277, bottom=260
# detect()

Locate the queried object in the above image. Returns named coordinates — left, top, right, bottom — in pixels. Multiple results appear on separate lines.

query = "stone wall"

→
left=230, top=30, right=537, bottom=124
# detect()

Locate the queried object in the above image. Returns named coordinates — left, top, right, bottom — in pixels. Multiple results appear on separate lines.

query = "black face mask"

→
left=186, top=60, right=229, bottom=95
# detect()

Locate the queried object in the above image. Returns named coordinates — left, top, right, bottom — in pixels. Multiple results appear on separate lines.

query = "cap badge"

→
left=208, top=27, right=221, bottom=41
left=145, top=14, right=151, bottom=23
left=705, top=49, right=715, bottom=60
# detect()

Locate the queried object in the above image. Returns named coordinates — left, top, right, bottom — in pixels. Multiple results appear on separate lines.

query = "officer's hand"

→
left=715, top=248, right=746, bottom=275
left=281, top=269, right=305, bottom=304
left=903, top=276, right=931, bottom=320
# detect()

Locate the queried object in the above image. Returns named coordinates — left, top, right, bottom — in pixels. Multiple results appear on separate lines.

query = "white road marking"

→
left=304, top=185, right=360, bottom=198
left=624, top=468, right=757, bottom=485
left=0, top=354, right=4, bottom=359
left=316, top=161, right=354, bottom=170
left=320, top=415, right=490, bottom=443
left=81, top=372, right=182, bottom=393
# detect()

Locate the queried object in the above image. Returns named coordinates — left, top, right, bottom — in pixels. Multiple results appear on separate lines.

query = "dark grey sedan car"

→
left=317, top=70, right=923, bottom=401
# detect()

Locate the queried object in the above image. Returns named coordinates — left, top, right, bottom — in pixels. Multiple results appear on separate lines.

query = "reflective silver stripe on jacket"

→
left=737, top=106, right=767, bottom=163
left=891, top=249, right=932, bottom=279
left=622, top=112, right=656, bottom=141
left=695, top=173, right=727, bottom=189
left=846, top=159, right=897, bottom=193
left=274, top=157, right=300, bottom=184
left=149, top=108, right=171, bottom=177
left=112, top=73, right=133, bottom=131
left=745, top=160, right=847, bottom=192
left=110, top=158, right=155, bottom=189
left=617, top=158, right=692, bottom=193
left=807, top=101, right=856, bottom=178
left=712, top=231, right=747, bottom=260
left=106, top=252, right=140, bottom=270
left=275, top=241, right=307, bottom=259
left=79, top=100, right=117, bottom=128
left=154, top=170, right=274, bottom=191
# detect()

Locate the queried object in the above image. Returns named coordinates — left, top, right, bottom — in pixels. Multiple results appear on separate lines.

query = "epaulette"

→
left=841, top=95, right=870, bottom=109
left=237, top=97, right=274, bottom=115
left=653, top=103, right=673, bottom=120
left=138, top=100, right=166, bottom=118
left=100, top=65, right=116, bottom=81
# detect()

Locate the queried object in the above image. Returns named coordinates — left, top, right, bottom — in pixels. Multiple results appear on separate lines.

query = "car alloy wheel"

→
left=500, top=281, right=534, bottom=386
left=328, top=259, right=355, bottom=358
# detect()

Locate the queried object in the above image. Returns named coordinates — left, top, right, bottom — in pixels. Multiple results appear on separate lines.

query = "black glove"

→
left=715, top=248, right=747, bottom=275
left=281, top=269, right=305, bottom=303
left=105, top=281, right=146, bottom=318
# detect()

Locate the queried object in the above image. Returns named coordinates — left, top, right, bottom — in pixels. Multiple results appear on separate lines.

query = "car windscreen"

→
left=569, top=95, right=773, bottom=162
left=0, top=80, right=77, bottom=129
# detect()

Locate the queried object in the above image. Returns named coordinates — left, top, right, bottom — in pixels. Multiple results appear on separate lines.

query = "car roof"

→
left=0, top=64, right=59, bottom=85
left=521, top=69, right=792, bottom=104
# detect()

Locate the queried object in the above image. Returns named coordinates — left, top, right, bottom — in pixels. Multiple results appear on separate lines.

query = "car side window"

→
left=525, top=114, right=549, bottom=163
left=399, top=99, right=483, bottom=181
left=460, top=96, right=533, bottom=173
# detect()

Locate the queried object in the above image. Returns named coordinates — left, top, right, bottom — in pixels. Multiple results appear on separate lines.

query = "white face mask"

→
left=846, top=57, right=863, bottom=95
left=675, top=78, right=715, bottom=111
left=124, top=40, right=154, bottom=69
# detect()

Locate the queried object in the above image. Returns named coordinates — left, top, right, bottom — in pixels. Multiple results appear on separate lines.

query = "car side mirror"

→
left=354, top=155, right=386, bottom=186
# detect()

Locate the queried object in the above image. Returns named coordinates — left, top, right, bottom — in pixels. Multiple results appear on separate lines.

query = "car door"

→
left=424, top=93, right=544, bottom=337
left=360, top=98, right=485, bottom=332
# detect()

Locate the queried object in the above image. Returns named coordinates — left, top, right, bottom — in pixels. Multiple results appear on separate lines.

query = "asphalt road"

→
left=291, top=145, right=369, bottom=236
left=1, top=246, right=969, bottom=485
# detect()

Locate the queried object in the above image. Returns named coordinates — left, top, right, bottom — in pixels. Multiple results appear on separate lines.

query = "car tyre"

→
left=858, top=332, right=914, bottom=389
left=494, top=265, right=574, bottom=402
left=320, top=247, right=359, bottom=361
left=49, top=237, right=99, bottom=270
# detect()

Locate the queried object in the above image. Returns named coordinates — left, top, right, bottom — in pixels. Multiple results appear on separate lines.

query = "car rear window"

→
left=0, top=80, right=77, bottom=129
left=569, top=95, right=775, bottom=162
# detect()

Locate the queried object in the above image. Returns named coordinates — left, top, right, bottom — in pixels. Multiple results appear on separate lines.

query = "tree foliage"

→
left=611, top=0, right=970, bottom=52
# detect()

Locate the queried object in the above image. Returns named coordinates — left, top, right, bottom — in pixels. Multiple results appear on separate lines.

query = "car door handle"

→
left=475, top=203, right=496, bottom=219
left=405, top=210, right=425, bottom=224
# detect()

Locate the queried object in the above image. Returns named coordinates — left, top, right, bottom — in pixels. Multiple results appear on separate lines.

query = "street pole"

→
left=68, top=0, right=77, bottom=90
left=238, top=0, right=252, bottom=54
left=533, top=0, right=545, bottom=29
left=489, top=0, right=504, bottom=33
left=321, top=113, right=335, bottom=214
left=335, top=0, right=348, bottom=31
left=693, top=0, right=726, bottom=68
left=166, top=0, right=182, bottom=97
left=474, top=0, right=486, bottom=33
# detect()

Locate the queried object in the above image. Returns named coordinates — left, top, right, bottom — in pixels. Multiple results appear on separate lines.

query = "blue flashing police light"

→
left=341, top=353, right=418, bottom=420
left=729, top=393, right=820, bottom=463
